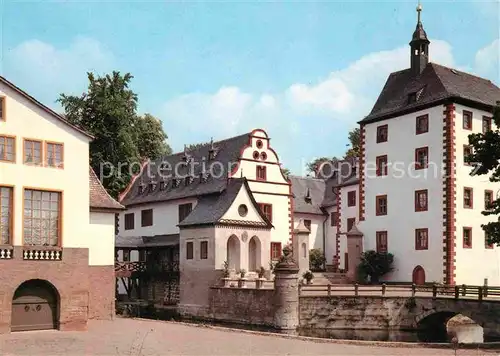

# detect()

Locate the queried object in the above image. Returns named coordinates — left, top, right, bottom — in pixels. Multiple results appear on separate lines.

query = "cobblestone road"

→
left=0, top=318, right=497, bottom=355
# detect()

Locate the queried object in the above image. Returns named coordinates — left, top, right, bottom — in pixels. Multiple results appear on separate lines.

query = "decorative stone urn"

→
left=238, top=278, right=247, bottom=288
left=222, top=277, right=231, bottom=288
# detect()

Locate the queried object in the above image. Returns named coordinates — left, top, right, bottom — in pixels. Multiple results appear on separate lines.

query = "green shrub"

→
left=309, top=249, right=326, bottom=271
left=357, top=250, right=394, bottom=284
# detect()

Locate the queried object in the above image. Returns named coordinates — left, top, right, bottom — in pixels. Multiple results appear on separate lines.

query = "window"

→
left=258, top=203, right=272, bottom=222
left=483, top=117, right=492, bottom=133
left=415, top=147, right=428, bottom=169
left=23, top=189, right=61, bottom=246
left=347, top=218, right=355, bottom=232
left=304, top=219, right=311, bottom=231
left=376, top=195, right=387, bottom=216
left=407, top=92, right=417, bottom=104
left=463, top=110, right=472, bottom=130
left=464, top=187, right=473, bottom=209
left=0, top=186, right=13, bottom=244
left=23, top=139, right=42, bottom=165
left=376, top=231, right=388, bottom=253
left=124, top=213, right=134, bottom=230
left=485, top=190, right=493, bottom=210
left=330, top=212, right=339, bottom=226
left=186, top=241, right=194, bottom=260
left=415, top=228, right=428, bottom=250
left=485, top=231, right=494, bottom=249
left=139, top=250, right=147, bottom=261
left=463, top=145, right=473, bottom=166
left=415, top=189, right=428, bottom=212
left=271, top=242, right=282, bottom=260
left=376, top=155, right=388, bottom=176
left=122, top=249, right=130, bottom=262
left=463, top=227, right=472, bottom=248
left=347, top=191, right=356, bottom=207
left=141, top=209, right=153, bottom=227
left=0, top=136, right=15, bottom=162
left=376, top=125, right=388, bottom=143
left=416, top=114, right=429, bottom=134
left=200, top=241, right=208, bottom=259
left=178, top=203, right=193, bottom=223
left=0, top=97, right=4, bottom=121
left=45, top=142, right=63, bottom=168
left=256, top=165, right=267, bottom=181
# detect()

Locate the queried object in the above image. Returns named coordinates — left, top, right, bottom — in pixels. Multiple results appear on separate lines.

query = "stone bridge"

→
left=299, top=295, right=500, bottom=339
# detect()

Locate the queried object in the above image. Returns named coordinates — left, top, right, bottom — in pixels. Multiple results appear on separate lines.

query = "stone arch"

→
left=248, top=236, right=262, bottom=272
left=11, top=279, right=60, bottom=332
left=412, top=265, right=425, bottom=285
left=227, top=235, right=241, bottom=271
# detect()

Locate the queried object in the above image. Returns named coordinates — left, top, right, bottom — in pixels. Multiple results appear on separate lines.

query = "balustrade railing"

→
left=114, top=260, right=180, bottom=277
left=0, top=248, right=13, bottom=259
left=299, top=283, right=500, bottom=302
left=22, top=248, right=62, bottom=261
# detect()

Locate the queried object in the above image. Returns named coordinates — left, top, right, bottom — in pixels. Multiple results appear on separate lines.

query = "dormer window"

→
left=304, top=189, right=312, bottom=204
left=185, top=176, right=194, bottom=186
left=149, top=181, right=157, bottom=192
left=159, top=180, right=168, bottom=191
left=200, top=172, right=210, bottom=183
left=138, top=183, right=146, bottom=194
left=407, top=92, right=416, bottom=104
left=172, top=178, right=180, bottom=188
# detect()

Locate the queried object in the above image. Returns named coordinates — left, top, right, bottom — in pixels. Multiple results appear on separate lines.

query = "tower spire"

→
left=409, top=0, right=430, bottom=76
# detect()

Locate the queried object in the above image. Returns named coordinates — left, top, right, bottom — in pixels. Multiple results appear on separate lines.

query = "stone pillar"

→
left=346, top=225, right=363, bottom=282
left=273, top=247, right=299, bottom=332
left=292, top=219, right=310, bottom=276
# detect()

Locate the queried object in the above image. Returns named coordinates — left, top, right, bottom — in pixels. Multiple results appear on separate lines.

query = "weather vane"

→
left=417, top=0, right=422, bottom=23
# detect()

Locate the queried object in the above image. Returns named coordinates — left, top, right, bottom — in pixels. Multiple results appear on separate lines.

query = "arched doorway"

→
left=11, top=279, right=59, bottom=332
left=412, top=265, right=426, bottom=285
left=248, top=236, right=261, bottom=272
left=227, top=235, right=241, bottom=271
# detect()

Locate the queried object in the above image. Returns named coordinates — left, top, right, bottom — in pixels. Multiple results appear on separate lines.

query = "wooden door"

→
left=11, top=280, right=58, bottom=332
left=412, top=266, right=426, bottom=285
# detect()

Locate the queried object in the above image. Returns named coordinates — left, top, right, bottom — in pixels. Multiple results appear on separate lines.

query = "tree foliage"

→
left=344, top=127, right=360, bottom=159
left=357, top=250, right=394, bottom=284
left=309, top=248, right=326, bottom=271
left=280, top=167, right=291, bottom=179
left=467, top=101, right=500, bottom=245
left=306, top=127, right=360, bottom=175
left=58, top=71, right=171, bottom=198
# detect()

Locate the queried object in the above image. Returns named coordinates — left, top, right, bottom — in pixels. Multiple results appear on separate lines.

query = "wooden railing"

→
left=299, top=283, right=500, bottom=302
left=115, top=261, right=147, bottom=277
left=115, top=261, right=180, bottom=278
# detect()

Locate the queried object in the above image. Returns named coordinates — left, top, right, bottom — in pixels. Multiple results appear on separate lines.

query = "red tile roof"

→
left=89, top=167, right=125, bottom=211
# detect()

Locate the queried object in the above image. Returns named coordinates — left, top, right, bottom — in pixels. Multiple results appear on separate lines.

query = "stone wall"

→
left=299, top=296, right=500, bottom=339
left=209, top=287, right=275, bottom=326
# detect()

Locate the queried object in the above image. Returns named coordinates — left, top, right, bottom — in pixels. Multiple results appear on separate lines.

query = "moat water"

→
left=118, top=304, right=496, bottom=344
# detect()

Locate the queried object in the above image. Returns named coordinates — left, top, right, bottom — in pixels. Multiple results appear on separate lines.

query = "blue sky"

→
left=0, top=0, right=498, bottom=174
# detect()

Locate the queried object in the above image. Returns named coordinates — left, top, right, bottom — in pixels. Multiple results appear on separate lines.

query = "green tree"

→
left=58, top=71, right=171, bottom=198
left=306, top=157, right=335, bottom=175
left=281, top=167, right=291, bottom=179
left=344, top=127, right=360, bottom=158
left=135, top=114, right=171, bottom=160
left=309, top=248, right=326, bottom=271
left=357, top=250, right=394, bottom=284
left=467, top=101, right=500, bottom=245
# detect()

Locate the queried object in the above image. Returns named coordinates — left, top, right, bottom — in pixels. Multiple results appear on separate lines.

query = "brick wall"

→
left=0, top=247, right=114, bottom=333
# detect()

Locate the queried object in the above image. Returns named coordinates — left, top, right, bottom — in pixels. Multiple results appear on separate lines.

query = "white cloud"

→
left=475, top=39, right=499, bottom=83
left=163, top=39, right=457, bottom=170
left=3, top=36, right=115, bottom=105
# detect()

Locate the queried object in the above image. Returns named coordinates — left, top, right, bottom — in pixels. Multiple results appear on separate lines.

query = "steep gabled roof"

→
left=360, top=63, right=500, bottom=123
left=0, top=76, right=93, bottom=139
left=289, top=176, right=325, bottom=215
left=120, top=133, right=251, bottom=206
left=178, top=178, right=273, bottom=228
left=89, top=167, right=125, bottom=211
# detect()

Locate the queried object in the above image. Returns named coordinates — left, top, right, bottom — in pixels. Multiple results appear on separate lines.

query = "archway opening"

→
left=417, top=311, right=457, bottom=342
left=412, top=265, right=425, bottom=285
left=11, top=279, right=59, bottom=332
left=248, top=236, right=261, bottom=272
left=227, top=235, right=241, bottom=271
left=301, top=243, right=307, bottom=258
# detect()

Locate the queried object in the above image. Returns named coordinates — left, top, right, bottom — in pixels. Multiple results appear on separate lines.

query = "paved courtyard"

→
left=0, top=318, right=497, bottom=355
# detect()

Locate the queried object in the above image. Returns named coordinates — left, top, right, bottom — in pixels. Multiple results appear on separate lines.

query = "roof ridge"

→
left=289, top=175, right=325, bottom=181
left=159, top=132, right=251, bottom=160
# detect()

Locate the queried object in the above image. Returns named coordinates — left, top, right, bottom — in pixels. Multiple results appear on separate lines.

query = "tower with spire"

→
left=409, top=1, right=430, bottom=76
